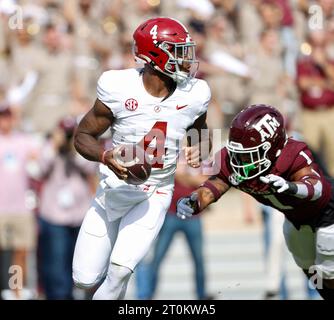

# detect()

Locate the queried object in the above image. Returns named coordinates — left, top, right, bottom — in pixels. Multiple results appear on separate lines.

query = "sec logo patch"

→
left=125, top=98, right=138, bottom=111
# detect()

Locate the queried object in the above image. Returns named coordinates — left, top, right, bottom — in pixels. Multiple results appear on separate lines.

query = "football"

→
left=114, top=144, right=152, bottom=185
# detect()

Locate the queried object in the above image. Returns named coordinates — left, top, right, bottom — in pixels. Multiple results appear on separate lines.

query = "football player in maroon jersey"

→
left=177, top=104, right=334, bottom=299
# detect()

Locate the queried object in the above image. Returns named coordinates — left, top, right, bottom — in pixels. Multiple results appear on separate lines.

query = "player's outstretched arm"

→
left=260, top=166, right=323, bottom=200
left=74, top=98, right=127, bottom=179
left=177, top=176, right=229, bottom=219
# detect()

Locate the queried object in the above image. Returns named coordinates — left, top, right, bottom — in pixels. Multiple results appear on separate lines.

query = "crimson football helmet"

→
left=226, top=105, right=287, bottom=181
left=133, top=17, right=199, bottom=85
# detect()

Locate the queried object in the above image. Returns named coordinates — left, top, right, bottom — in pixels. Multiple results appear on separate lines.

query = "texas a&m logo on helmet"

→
left=253, top=114, right=280, bottom=142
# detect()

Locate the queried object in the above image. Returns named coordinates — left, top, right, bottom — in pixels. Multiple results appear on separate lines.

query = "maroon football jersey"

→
left=215, top=138, right=332, bottom=228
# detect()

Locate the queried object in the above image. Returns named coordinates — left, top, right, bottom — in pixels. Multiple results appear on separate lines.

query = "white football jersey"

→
left=97, top=68, right=211, bottom=186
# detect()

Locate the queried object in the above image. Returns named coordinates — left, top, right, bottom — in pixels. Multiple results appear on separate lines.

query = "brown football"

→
left=114, top=144, right=152, bottom=185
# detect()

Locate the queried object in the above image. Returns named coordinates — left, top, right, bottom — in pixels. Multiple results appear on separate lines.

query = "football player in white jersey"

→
left=72, top=17, right=211, bottom=299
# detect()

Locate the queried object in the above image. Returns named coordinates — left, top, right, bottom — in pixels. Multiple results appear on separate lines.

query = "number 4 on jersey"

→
left=140, top=121, right=167, bottom=169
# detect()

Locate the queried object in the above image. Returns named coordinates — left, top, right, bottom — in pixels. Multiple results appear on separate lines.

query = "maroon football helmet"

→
left=133, top=17, right=199, bottom=84
left=226, top=104, right=287, bottom=181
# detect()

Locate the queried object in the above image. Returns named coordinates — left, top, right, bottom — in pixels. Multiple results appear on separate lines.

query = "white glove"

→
left=260, top=174, right=294, bottom=193
left=176, top=193, right=199, bottom=220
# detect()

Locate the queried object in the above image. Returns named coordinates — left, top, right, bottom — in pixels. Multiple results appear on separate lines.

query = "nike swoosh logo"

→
left=156, top=190, right=168, bottom=195
left=176, top=104, right=188, bottom=110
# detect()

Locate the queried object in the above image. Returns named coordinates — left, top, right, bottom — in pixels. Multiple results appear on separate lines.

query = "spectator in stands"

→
left=64, top=0, right=110, bottom=103
left=296, top=29, right=334, bottom=177
left=22, top=23, right=76, bottom=135
left=37, top=116, right=97, bottom=299
left=248, top=28, right=286, bottom=108
left=239, top=0, right=263, bottom=53
left=8, top=18, right=42, bottom=123
left=274, top=0, right=299, bottom=77
left=0, top=103, right=39, bottom=300
left=205, top=14, right=248, bottom=128
left=0, top=14, right=9, bottom=90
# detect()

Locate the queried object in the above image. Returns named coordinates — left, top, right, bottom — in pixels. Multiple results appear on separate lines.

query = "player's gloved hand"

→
left=260, top=174, right=296, bottom=194
left=176, top=193, right=200, bottom=220
left=101, top=146, right=128, bottom=180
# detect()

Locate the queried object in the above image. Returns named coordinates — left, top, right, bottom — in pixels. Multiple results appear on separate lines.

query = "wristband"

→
left=101, top=150, right=108, bottom=165
left=200, top=181, right=221, bottom=202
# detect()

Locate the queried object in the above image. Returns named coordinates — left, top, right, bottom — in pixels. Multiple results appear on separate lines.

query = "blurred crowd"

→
left=1, top=0, right=334, bottom=299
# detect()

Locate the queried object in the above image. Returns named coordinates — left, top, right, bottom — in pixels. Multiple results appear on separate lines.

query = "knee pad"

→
left=92, top=264, right=133, bottom=300
left=109, top=263, right=132, bottom=279
left=103, top=263, right=132, bottom=292
left=316, top=226, right=334, bottom=279
left=72, top=269, right=104, bottom=289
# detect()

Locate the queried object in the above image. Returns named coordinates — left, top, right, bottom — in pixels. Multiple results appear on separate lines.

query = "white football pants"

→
left=72, top=186, right=173, bottom=299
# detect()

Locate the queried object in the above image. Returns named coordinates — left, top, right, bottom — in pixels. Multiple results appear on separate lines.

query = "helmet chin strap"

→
left=153, top=64, right=189, bottom=85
